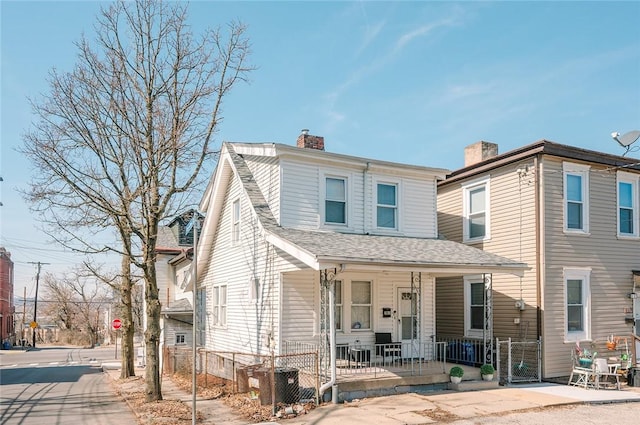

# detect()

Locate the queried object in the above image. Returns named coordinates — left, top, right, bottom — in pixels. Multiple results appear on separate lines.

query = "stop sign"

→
left=112, top=318, right=122, bottom=330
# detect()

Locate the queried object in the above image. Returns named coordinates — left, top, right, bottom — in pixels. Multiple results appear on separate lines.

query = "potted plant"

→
left=480, top=364, right=495, bottom=381
left=449, top=366, right=464, bottom=384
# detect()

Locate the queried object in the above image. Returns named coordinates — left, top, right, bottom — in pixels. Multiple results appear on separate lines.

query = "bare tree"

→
left=41, top=273, right=78, bottom=331
left=41, top=270, right=110, bottom=347
left=22, top=0, right=253, bottom=401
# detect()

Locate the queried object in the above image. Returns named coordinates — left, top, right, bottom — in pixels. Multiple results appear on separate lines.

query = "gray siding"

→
left=437, top=161, right=539, bottom=343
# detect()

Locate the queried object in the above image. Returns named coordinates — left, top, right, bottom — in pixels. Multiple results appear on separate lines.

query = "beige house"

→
left=437, top=140, right=640, bottom=379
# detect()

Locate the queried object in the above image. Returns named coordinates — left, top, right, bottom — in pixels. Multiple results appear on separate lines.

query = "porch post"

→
left=411, top=272, right=422, bottom=368
left=318, top=269, right=337, bottom=377
left=483, top=273, right=493, bottom=366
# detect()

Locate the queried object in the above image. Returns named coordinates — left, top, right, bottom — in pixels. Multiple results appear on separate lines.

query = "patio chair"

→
left=375, top=332, right=402, bottom=363
left=568, top=351, right=593, bottom=389
left=593, top=358, right=621, bottom=390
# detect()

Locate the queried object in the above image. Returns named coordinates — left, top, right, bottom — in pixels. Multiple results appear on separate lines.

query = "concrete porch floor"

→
left=332, top=362, right=485, bottom=402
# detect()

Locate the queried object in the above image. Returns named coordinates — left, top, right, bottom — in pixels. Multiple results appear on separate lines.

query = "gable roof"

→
left=196, top=142, right=527, bottom=277
left=441, top=139, right=640, bottom=186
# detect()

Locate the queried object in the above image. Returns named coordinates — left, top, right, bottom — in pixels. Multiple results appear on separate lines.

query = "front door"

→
left=397, top=288, right=418, bottom=358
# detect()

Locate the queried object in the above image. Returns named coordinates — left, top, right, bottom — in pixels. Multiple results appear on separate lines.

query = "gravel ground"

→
left=448, top=402, right=640, bottom=425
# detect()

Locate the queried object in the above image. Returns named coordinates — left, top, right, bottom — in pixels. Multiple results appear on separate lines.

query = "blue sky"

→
left=2, top=1, right=639, bottom=296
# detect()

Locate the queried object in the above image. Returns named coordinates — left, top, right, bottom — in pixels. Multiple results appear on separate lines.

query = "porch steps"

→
left=449, top=379, right=499, bottom=392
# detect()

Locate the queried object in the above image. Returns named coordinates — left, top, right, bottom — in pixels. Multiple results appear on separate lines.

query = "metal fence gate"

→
left=496, top=338, right=541, bottom=384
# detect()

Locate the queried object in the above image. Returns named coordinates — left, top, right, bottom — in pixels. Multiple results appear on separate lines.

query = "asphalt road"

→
left=0, top=346, right=137, bottom=425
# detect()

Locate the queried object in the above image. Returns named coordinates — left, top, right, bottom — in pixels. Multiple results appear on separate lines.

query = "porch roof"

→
left=267, top=228, right=527, bottom=276
left=161, top=298, right=193, bottom=316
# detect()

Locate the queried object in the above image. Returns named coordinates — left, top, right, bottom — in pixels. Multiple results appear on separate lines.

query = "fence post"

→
left=271, top=353, right=276, bottom=416
left=507, top=338, right=512, bottom=384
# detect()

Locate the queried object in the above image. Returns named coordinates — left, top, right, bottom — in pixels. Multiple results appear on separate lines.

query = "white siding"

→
left=200, top=173, right=309, bottom=355
left=280, top=271, right=436, bottom=349
left=280, top=157, right=439, bottom=237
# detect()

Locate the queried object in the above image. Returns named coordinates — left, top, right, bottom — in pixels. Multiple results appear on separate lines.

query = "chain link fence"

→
left=163, top=346, right=319, bottom=412
left=496, top=338, right=541, bottom=384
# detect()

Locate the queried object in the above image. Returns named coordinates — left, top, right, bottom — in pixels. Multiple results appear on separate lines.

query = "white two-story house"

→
left=192, top=131, right=526, bottom=399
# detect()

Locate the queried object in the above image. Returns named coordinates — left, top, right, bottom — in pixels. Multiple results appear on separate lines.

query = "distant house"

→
left=436, top=140, right=640, bottom=379
left=146, top=210, right=202, bottom=367
left=192, top=132, right=526, bottom=397
left=0, top=247, right=15, bottom=345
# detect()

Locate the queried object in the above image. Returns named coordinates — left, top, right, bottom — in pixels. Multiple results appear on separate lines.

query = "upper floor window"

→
left=564, top=268, right=591, bottom=342
left=563, top=162, right=590, bottom=234
left=175, top=333, right=186, bottom=345
left=325, top=177, right=346, bottom=224
left=462, top=177, right=490, bottom=242
left=377, top=183, right=397, bottom=229
left=232, top=199, right=240, bottom=243
left=617, top=171, right=639, bottom=238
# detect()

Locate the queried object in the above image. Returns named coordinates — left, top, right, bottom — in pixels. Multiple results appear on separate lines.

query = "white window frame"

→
left=617, top=171, right=639, bottom=238
left=213, top=283, right=227, bottom=327
left=232, top=198, right=240, bottom=244
left=462, top=177, right=491, bottom=243
left=564, top=268, right=591, bottom=342
left=563, top=162, right=590, bottom=234
left=322, top=174, right=349, bottom=226
left=175, top=333, right=186, bottom=345
left=464, top=275, right=485, bottom=338
left=376, top=181, right=398, bottom=230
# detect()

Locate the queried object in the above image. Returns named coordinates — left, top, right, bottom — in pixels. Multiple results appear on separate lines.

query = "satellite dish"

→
left=612, top=130, right=640, bottom=147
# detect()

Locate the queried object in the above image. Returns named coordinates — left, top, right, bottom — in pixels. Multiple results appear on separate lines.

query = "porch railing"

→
left=436, top=337, right=484, bottom=367
left=283, top=340, right=448, bottom=380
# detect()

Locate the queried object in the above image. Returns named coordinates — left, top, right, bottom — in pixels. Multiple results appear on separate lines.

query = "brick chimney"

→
left=296, top=129, right=325, bottom=151
left=464, top=141, right=498, bottom=166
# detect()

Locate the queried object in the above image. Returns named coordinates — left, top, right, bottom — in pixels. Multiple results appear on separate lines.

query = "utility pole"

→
left=22, top=287, right=26, bottom=346
left=28, top=261, right=49, bottom=348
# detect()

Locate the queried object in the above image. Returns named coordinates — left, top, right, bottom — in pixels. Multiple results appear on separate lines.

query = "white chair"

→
left=568, top=351, right=593, bottom=389
left=593, top=358, right=620, bottom=390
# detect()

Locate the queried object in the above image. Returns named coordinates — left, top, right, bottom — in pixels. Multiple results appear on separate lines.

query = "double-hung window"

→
left=462, top=178, right=490, bottom=242
left=377, top=183, right=397, bottom=229
left=564, top=268, right=591, bottom=342
left=563, top=162, right=590, bottom=233
left=617, top=171, right=639, bottom=238
left=464, top=276, right=485, bottom=338
left=351, top=281, right=371, bottom=330
left=325, top=177, right=346, bottom=225
left=232, top=199, right=240, bottom=243
left=213, top=284, right=227, bottom=326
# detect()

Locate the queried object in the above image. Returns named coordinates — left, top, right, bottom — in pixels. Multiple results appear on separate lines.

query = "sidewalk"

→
left=102, top=362, right=248, bottom=425
left=102, top=361, right=640, bottom=425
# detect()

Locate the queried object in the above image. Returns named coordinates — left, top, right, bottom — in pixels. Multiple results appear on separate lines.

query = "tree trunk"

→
left=144, top=251, right=162, bottom=401
left=120, top=250, right=136, bottom=378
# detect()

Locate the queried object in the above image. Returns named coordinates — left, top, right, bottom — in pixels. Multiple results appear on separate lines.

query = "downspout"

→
left=318, top=278, right=337, bottom=403
left=534, top=155, right=544, bottom=342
